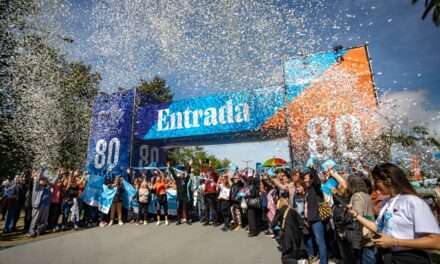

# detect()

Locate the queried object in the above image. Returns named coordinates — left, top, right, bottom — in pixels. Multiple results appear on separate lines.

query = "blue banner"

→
left=86, top=89, right=135, bottom=178
left=80, top=175, right=104, bottom=207
left=135, top=87, right=284, bottom=141
left=131, top=140, right=167, bottom=167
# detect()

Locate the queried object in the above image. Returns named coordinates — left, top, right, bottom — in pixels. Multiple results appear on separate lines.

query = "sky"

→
left=47, top=0, right=440, bottom=168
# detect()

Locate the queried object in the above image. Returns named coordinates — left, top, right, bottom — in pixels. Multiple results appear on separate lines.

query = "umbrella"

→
left=263, top=157, right=287, bottom=167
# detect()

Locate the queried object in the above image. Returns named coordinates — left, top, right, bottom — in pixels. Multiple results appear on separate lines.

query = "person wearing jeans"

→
left=62, top=173, right=80, bottom=230
left=153, top=171, right=169, bottom=225
left=304, top=168, right=327, bottom=264
left=28, top=171, right=51, bottom=237
left=306, top=220, right=327, bottom=264
left=3, top=179, right=18, bottom=233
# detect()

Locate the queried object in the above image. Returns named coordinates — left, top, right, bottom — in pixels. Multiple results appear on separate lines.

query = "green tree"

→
left=0, top=0, right=101, bottom=179
left=58, top=62, right=100, bottom=169
left=0, top=0, right=38, bottom=180
left=168, top=146, right=230, bottom=174
left=135, top=76, right=173, bottom=104
left=413, top=0, right=440, bottom=26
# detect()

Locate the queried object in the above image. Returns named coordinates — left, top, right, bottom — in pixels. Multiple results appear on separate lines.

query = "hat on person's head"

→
left=321, top=159, right=336, bottom=172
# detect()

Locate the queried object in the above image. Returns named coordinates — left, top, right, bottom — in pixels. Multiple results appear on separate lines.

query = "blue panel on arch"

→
left=284, top=49, right=346, bottom=100
left=86, top=89, right=134, bottom=177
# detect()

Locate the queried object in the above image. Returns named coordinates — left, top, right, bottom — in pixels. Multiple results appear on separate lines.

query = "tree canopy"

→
left=413, top=0, right=440, bottom=26
left=136, top=76, right=173, bottom=105
left=167, top=146, right=230, bottom=175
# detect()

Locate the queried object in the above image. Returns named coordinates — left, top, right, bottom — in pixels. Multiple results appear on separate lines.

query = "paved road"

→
left=0, top=223, right=280, bottom=264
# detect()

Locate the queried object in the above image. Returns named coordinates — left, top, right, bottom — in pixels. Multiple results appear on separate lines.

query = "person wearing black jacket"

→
left=277, top=197, right=308, bottom=264
left=23, top=177, right=33, bottom=232
left=13, top=176, right=26, bottom=231
left=246, top=176, right=260, bottom=237
left=170, top=161, right=193, bottom=225
left=304, top=168, right=327, bottom=264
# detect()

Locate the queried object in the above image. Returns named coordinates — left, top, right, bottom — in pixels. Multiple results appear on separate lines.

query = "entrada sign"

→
left=157, top=99, right=251, bottom=131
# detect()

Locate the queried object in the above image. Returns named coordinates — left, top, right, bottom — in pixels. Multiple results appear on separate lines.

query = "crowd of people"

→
left=1, top=159, right=440, bottom=264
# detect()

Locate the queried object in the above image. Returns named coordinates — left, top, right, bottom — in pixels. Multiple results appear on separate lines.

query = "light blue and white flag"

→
left=80, top=174, right=105, bottom=207
left=122, top=179, right=137, bottom=209
left=99, top=184, right=117, bottom=214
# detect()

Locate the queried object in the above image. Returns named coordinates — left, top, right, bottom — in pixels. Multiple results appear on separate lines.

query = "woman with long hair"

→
left=109, top=176, right=124, bottom=226
left=350, top=163, right=440, bottom=264
left=138, top=180, right=150, bottom=225
left=217, top=174, right=231, bottom=231
left=303, top=169, right=327, bottom=264
left=153, top=170, right=169, bottom=225
left=246, top=176, right=260, bottom=237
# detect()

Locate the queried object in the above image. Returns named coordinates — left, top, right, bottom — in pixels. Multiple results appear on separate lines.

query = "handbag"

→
left=318, top=201, right=332, bottom=221
left=247, top=197, right=261, bottom=209
left=240, top=197, right=248, bottom=210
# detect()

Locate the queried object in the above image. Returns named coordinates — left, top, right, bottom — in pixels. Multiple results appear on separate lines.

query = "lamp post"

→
left=242, top=160, right=252, bottom=169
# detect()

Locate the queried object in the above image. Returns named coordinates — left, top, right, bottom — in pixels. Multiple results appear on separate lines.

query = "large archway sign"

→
left=86, top=45, right=379, bottom=177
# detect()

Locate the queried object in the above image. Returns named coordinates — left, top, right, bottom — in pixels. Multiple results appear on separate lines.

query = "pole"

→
left=282, top=63, right=295, bottom=170
left=85, top=96, right=98, bottom=174
left=242, top=160, right=252, bottom=169
left=128, top=87, right=138, bottom=175
left=364, top=43, right=379, bottom=106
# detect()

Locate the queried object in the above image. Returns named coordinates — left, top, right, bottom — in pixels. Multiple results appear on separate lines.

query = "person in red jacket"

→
left=203, top=170, right=218, bottom=225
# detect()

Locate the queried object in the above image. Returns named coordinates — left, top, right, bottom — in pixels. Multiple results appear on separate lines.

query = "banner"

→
left=86, top=89, right=135, bottom=177
left=135, top=87, right=285, bottom=141
left=80, top=174, right=104, bottom=207
left=264, top=46, right=379, bottom=165
left=99, top=184, right=117, bottom=214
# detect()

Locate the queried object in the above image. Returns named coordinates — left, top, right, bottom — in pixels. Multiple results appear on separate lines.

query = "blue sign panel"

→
left=131, top=140, right=167, bottom=167
left=135, top=88, right=284, bottom=141
left=284, top=49, right=346, bottom=100
left=86, top=89, right=135, bottom=177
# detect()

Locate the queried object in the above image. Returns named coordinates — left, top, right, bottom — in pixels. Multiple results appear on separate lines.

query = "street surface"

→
left=0, top=223, right=279, bottom=264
